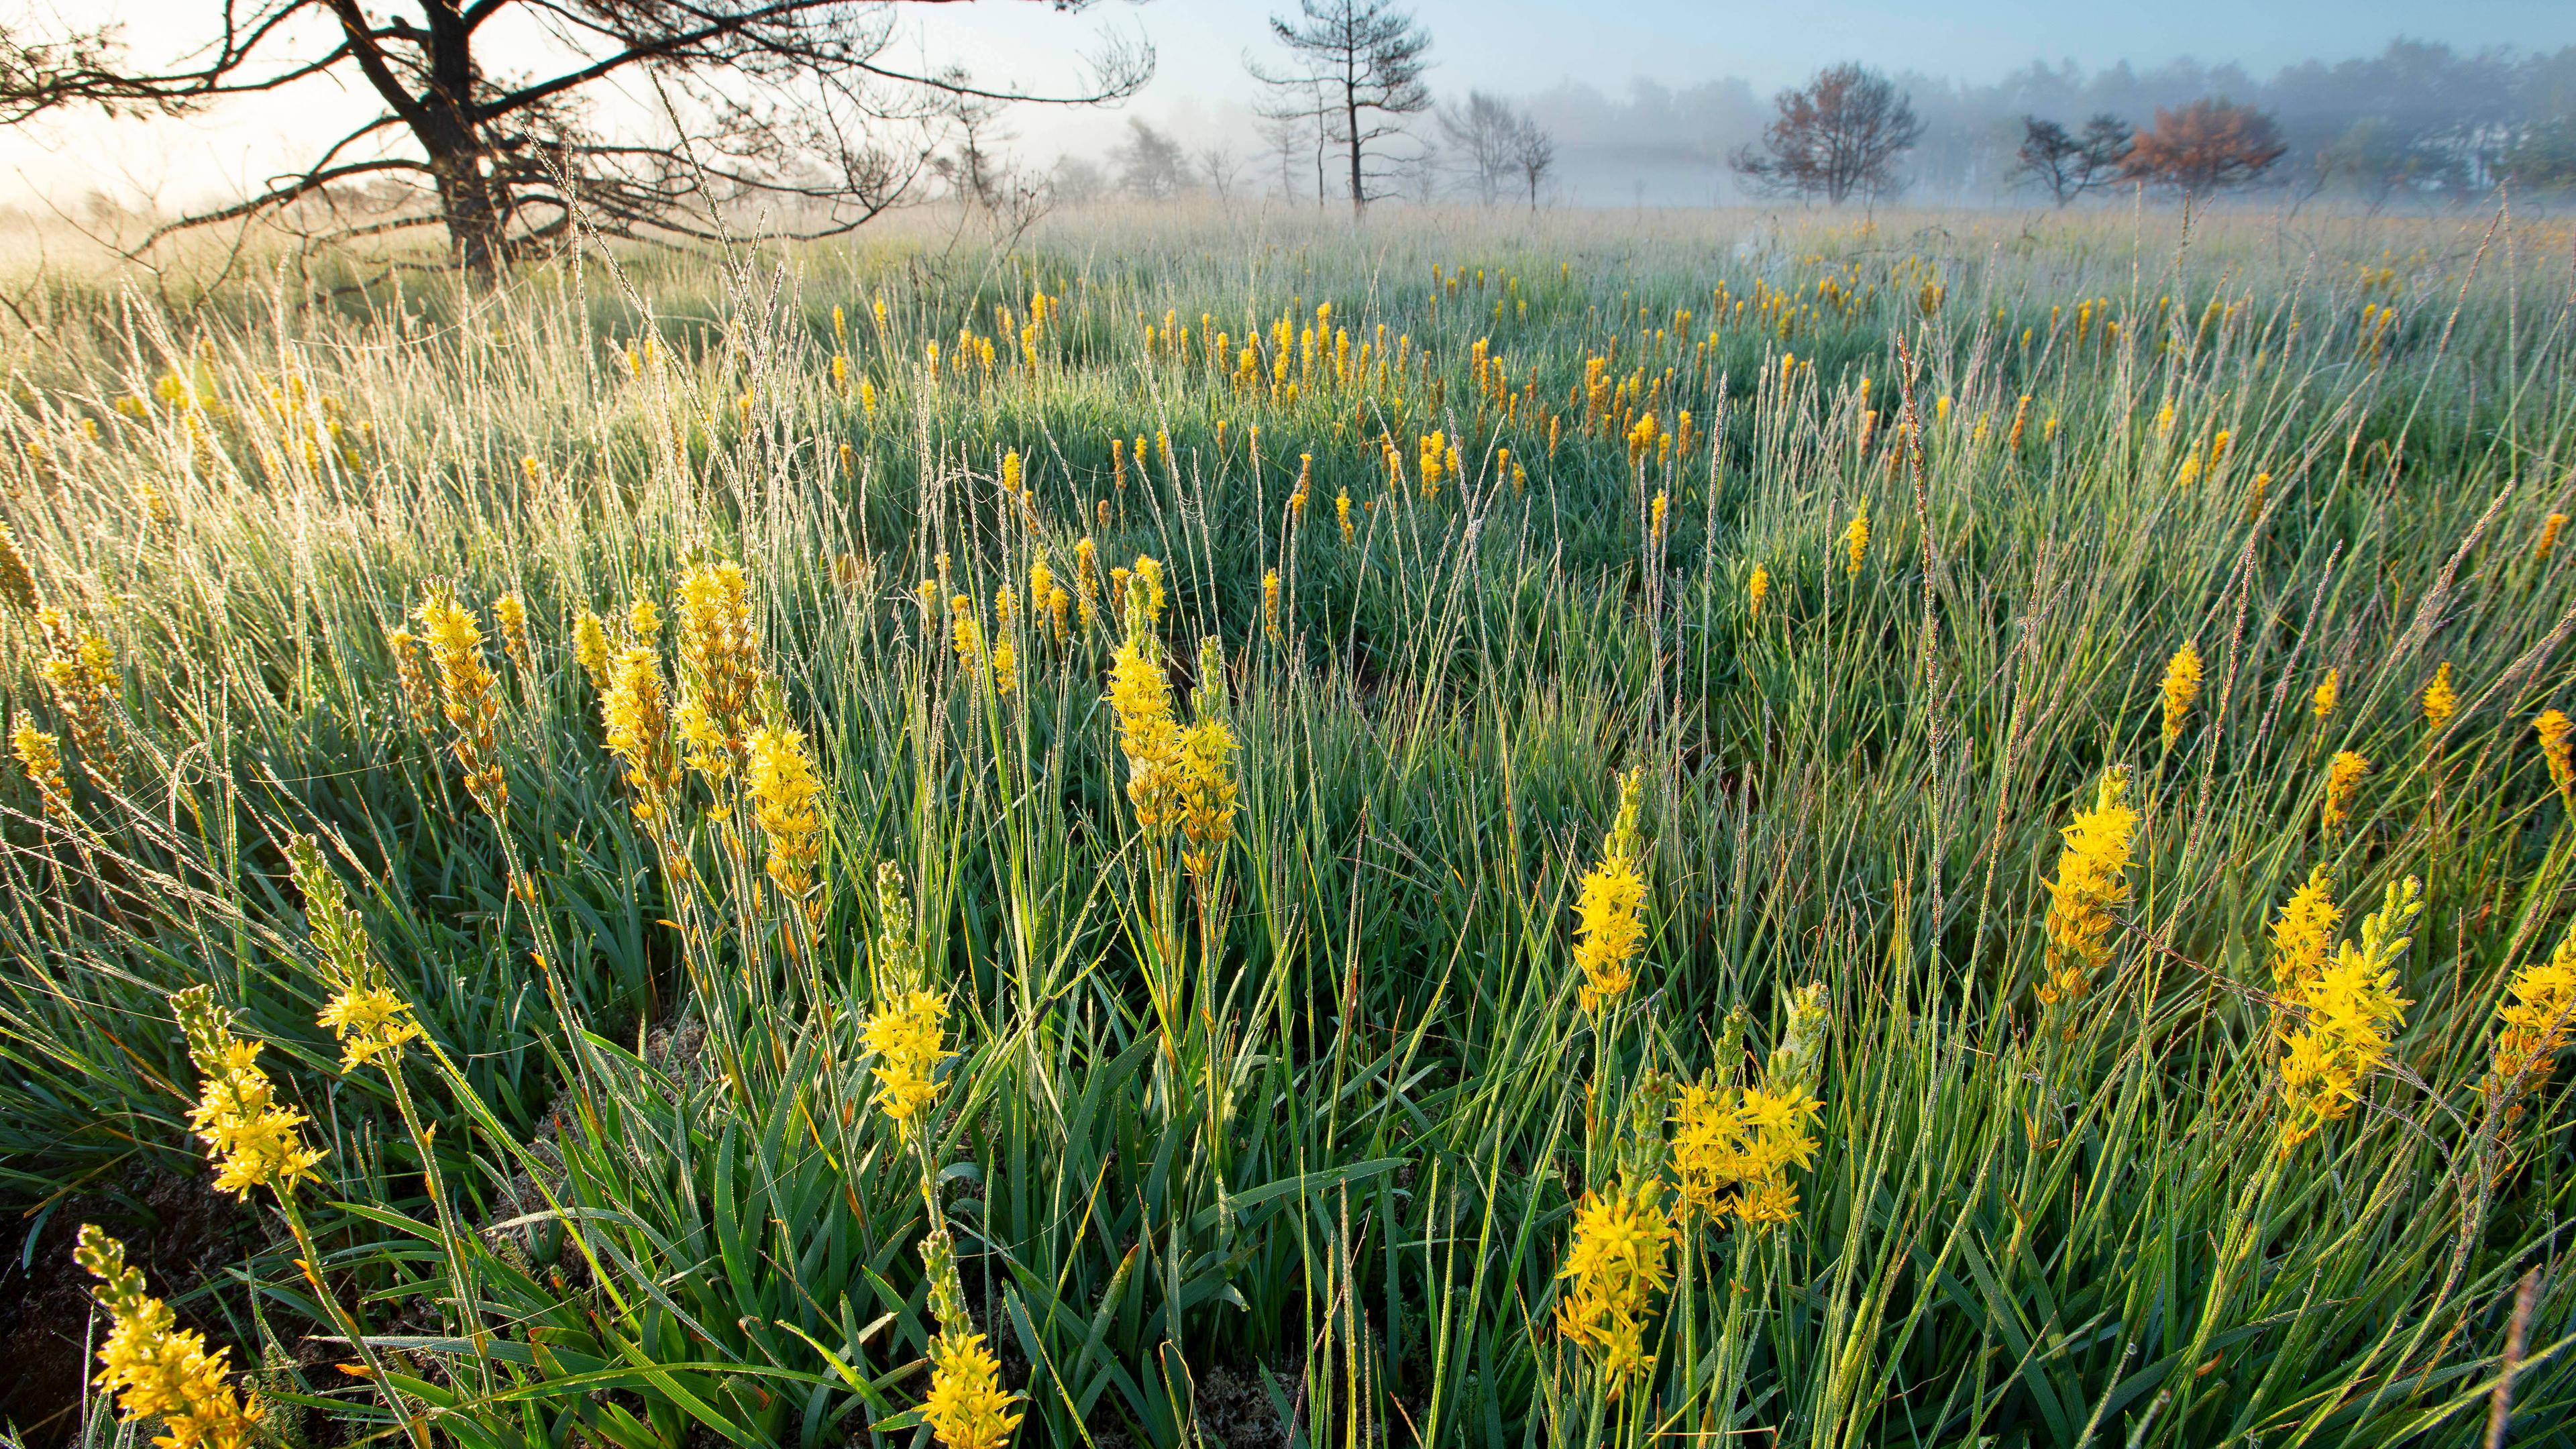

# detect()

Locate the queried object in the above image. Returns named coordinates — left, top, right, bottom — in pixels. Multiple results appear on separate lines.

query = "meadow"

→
left=0, top=201, right=2573, bottom=1448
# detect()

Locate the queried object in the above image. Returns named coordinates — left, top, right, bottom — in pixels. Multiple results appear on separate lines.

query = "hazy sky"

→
left=3, top=0, right=2569, bottom=209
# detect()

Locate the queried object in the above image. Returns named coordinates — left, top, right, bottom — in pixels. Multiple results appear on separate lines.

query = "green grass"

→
left=2, top=203, right=2574, bottom=1448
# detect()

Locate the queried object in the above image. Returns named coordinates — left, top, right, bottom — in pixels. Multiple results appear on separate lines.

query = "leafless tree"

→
left=1509, top=112, right=1556, bottom=211
left=1258, top=111, right=1307, bottom=201
left=2015, top=114, right=2133, bottom=205
left=0, top=20, right=136, bottom=123
left=1198, top=146, right=1245, bottom=201
left=1729, top=63, right=1923, bottom=204
left=1438, top=90, right=1517, bottom=203
left=1248, top=0, right=1432, bottom=217
left=0, top=1, right=1150, bottom=280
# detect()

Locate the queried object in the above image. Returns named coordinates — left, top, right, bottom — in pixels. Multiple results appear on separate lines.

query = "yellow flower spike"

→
left=76, top=1225, right=265, bottom=1449
left=2159, top=641, right=2203, bottom=749
left=2039, top=767, right=2138, bottom=1012
left=861, top=989, right=949, bottom=1128
left=2322, top=749, right=2370, bottom=833
left=2538, top=710, right=2574, bottom=807
left=1571, top=769, right=1650, bottom=1014
left=2483, top=924, right=2576, bottom=1128
left=1553, top=1178, right=1674, bottom=1400
left=2276, top=877, right=2418, bottom=1150
left=602, top=645, right=682, bottom=826
left=1748, top=564, right=1770, bottom=619
left=11, top=710, right=74, bottom=824
left=921, top=1330, right=1023, bottom=1449
left=415, top=591, right=507, bottom=816
left=2312, top=668, right=2339, bottom=722
left=1178, top=716, right=1240, bottom=879
left=676, top=561, right=760, bottom=781
left=2422, top=661, right=2458, bottom=731
left=171, top=986, right=326, bottom=1200
left=2540, top=513, right=2567, bottom=561
left=1842, top=506, right=1869, bottom=578
left=573, top=610, right=611, bottom=693
left=2267, top=867, right=2341, bottom=996
left=1107, top=634, right=1184, bottom=840
left=746, top=725, right=826, bottom=929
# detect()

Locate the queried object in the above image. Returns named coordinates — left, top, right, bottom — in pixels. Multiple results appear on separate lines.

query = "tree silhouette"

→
left=1249, top=0, right=1432, bottom=216
left=2015, top=114, right=2133, bottom=205
left=1730, top=64, right=1923, bottom=204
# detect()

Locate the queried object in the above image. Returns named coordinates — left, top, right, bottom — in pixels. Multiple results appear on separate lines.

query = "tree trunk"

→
left=431, top=150, right=504, bottom=280
left=417, top=0, right=503, bottom=282
left=1346, top=89, right=1364, bottom=217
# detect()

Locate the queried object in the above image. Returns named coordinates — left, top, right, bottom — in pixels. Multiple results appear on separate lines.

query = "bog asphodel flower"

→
left=415, top=591, right=506, bottom=816
left=1571, top=768, right=1649, bottom=1014
left=2159, top=641, right=2202, bottom=749
left=173, top=985, right=325, bottom=1199
left=1748, top=564, right=1770, bottom=619
left=1178, top=717, right=1239, bottom=879
left=1554, top=1177, right=1673, bottom=1399
left=2537, top=709, right=2574, bottom=807
left=2483, top=924, right=2576, bottom=1128
left=602, top=645, right=681, bottom=827
left=2277, top=877, right=2418, bottom=1149
left=2540, top=513, right=2567, bottom=561
left=11, top=710, right=73, bottom=824
left=2312, top=668, right=2339, bottom=722
left=861, top=989, right=949, bottom=1129
left=2267, top=866, right=2341, bottom=997
left=2422, top=662, right=2458, bottom=731
left=2039, top=767, right=2137, bottom=1011
left=1842, top=506, right=1869, bottom=578
left=573, top=610, right=611, bottom=693
left=76, top=1225, right=264, bottom=1449
left=676, top=561, right=759, bottom=781
left=921, top=1330, right=1022, bottom=1449
left=2322, top=749, right=2369, bottom=833
left=1108, top=634, right=1184, bottom=839
left=747, top=725, right=826, bottom=928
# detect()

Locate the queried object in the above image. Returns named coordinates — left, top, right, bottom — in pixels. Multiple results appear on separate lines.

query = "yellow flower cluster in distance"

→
left=2322, top=750, right=2369, bottom=833
left=76, top=1224, right=264, bottom=1449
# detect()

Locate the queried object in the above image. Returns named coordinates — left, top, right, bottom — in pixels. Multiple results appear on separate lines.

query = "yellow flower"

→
left=1336, top=488, right=1355, bottom=545
left=2277, top=877, right=2418, bottom=1149
left=76, top=1225, right=264, bottom=1449
left=0, top=516, right=38, bottom=613
left=11, top=710, right=73, bottom=824
left=2422, top=661, right=2457, bottom=731
left=861, top=988, right=948, bottom=1128
left=1571, top=769, right=1649, bottom=1014
left=2483, top=924, right=2576, bottom=1126
left=316, top=987, right=422, bottom=1072
left=416, top=591, right=506, bottom=816
left=1107, top=634, right=1185, bottom=838
left=493, top=591, right=533, bottom=677
left=1748, top=564, right=1770, bottom=619
left=747, top=725, right=826, bottom=927
left=2322, top=749, right=2369, bottom=833
left=172, top=986, right=325, bottom=1199
left=676, top=561, right=759, bottom=780
left=2312, top=668, right=2338, bottom=722
left=1842, top=506, right=1869, bottom=578
left=921, top=1330, right=1022, bottom=1449
left=602, top=645, right=681, bottom=826
left=2039, top=768, right=2137, bottom=1011
left=1263, top=568, right=1281, bottom=640
left=2540, top=512, right=2566, bottom=561
left=2538, top=710, right=2574, bottom=806
left=2159, top=641, right=2202, bottom=749
left=1554, top=1178, right=1673, bottom=1399
left=1178, top=717, right=1239, bottom=879
left=573, top=610, right=611, bottom=692
left=38, top=623, right=118, bottom=777
left=2267, top=867, right=2341, bottom=996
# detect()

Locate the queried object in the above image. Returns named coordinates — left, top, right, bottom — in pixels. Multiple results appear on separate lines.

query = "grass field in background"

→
left=1, top=203, right=2573, bottom=1448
